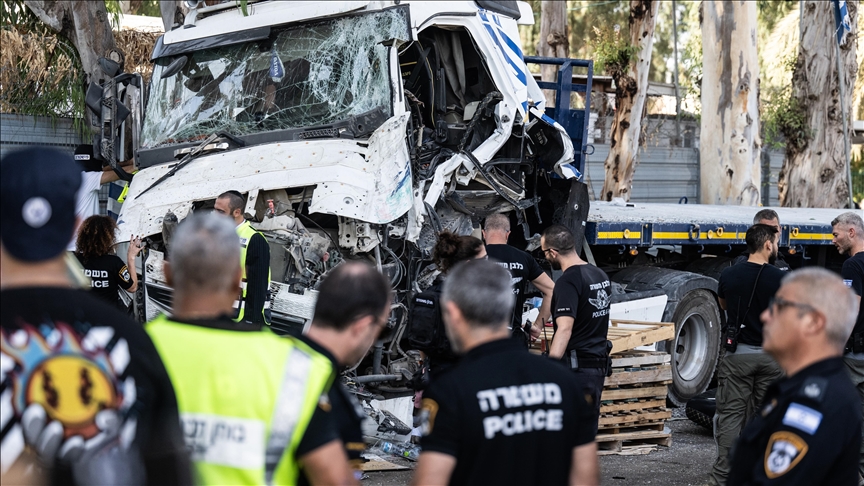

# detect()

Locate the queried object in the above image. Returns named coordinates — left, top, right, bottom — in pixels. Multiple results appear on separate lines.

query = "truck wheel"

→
left=659, top=289, right=721, bottom=406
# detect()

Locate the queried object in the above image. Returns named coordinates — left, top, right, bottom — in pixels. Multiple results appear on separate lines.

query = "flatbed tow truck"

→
left=85, top=0, right=855, bottom=406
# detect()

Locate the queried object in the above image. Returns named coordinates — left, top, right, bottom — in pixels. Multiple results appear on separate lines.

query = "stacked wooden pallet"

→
left=532, top=319, right=676, bottom=455
left=597, top=350, right=673, bottom=455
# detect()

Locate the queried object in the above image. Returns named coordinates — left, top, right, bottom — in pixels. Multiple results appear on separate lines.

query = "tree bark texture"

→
left=160, top=1, right=183, bottom=33
left=699, top=1, right=762, bottom=205
left=537, top=1, right=569, bottom=84
left=119, top=0, right=143, bottom=15
left=23, top=1, right=117, bottom=85
left=600, top=0, right=658, bottom=201
left=778, top=0, right=858, bottom=208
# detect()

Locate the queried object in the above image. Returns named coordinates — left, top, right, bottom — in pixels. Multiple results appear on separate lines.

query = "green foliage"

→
left=756, top=0, right=799, bottom=34
left=567, top=0, right=630, bottom=60
left=103, top=0, right=123, bottom=29
left=852, top=151, right=864, bottom=204
left=135, top=1, right=162, bottom=17
left=591, top=26, right=638, bottom=78
left=0, top=0, right=88, bottom=133
left=762, top=85, right=811, bottom=152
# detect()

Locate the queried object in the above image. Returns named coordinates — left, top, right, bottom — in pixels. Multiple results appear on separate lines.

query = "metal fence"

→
left=583, top=144, right=785, bottom=207
left=0, top=114, right=111, bottom=215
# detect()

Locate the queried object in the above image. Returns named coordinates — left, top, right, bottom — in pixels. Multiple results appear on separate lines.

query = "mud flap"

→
left=561, top=179, right=590, bottom=253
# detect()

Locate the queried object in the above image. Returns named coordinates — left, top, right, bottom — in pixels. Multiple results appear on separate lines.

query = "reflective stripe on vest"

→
left=265, top=349, right=312, bottom=485
left=235, top=220, right=272, bottom=323
left=146, top=315, right=334, bottom=485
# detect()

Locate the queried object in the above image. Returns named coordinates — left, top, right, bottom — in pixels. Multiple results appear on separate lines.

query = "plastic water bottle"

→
left=380, top=441, right=420, bottom=461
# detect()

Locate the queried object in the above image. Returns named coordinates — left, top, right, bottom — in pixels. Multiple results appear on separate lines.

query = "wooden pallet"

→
left=595, top=429, right=672, bottom=455
left=607, top=320, right=676, bottom=353
left=598, top=350, right=672, bottom=452
left=600, top=397, right=667, bottom=414
left=610, top=351, right=672, bottom=368
left=534, top=320, right=675, bottom=354
left=599, top=408, right=671, bottom=429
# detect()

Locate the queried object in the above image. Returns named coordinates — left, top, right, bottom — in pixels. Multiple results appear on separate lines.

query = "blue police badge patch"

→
left=764, top=431, right=808, bottom=479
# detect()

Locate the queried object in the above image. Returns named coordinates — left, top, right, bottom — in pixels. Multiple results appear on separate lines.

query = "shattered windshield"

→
left=141, top=8, right=409, bottom=148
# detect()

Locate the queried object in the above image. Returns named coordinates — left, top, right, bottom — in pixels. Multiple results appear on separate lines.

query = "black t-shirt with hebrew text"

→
left=550, top=264, right=611, bottom=359
left=718, top=261, right=785, bottom=347
left=420, top=338, right=594, bottom=486
left=486, top=244, right=545, bottom=330
left=841, top=250, right=864, bottom=345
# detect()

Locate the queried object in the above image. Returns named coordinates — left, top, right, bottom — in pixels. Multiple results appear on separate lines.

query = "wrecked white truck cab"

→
left=119, top=0, right=578, bottom=339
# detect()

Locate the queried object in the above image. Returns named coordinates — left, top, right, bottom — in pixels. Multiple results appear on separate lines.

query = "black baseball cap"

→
left=1, top=147, right=81, bottom=261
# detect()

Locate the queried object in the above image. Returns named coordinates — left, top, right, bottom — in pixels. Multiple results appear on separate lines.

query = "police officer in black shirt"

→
left=541, top=224, right=611, bottom=434
left=731, top=209, right=790, bottom=271
left=297, top=262, right=393, bottom=484
left=483, top=213, right=555, bottom=346
left=831, top=211, right=864, bottom=481
left=710, top=224, right=786, bottom=485
left=414, top=259, right=598, bottom=486
left=727, top=268, right=862, bottom=484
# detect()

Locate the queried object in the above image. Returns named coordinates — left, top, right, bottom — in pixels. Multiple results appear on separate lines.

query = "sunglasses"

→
left=768, top=296, right=817, bottom=316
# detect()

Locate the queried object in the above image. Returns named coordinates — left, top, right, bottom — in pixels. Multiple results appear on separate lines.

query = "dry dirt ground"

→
left=361, top=411, right=715, bottom=486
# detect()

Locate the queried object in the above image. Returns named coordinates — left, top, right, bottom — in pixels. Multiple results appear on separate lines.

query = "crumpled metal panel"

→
left=117, top=114, right=413, bottom=240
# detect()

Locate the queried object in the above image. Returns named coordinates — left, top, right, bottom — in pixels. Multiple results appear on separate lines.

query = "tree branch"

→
left=22, top=0, right=66, bottom=33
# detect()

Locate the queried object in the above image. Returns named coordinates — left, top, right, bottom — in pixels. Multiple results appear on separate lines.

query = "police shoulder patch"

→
left=764, top=431, right=808, bottom=479
left=797, top=377, right=827, bottom=403
left=419, top=398, right=439, bottom=436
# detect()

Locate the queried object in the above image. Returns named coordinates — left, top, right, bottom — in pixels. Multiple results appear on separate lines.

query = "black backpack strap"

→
left=731, top=264, right=766, bottom=341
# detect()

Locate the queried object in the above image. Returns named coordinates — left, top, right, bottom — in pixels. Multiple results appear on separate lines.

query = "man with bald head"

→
left=727, top=268, right=861, bottom=485
left=483, top=213, right=555, bottom=346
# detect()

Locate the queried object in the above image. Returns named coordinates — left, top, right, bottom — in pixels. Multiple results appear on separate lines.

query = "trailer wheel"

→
left=659, top=289, right=721, bottom=406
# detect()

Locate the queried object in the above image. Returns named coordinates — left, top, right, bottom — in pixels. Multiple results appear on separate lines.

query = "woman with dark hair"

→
left=432, top=230, right=486, bottom=274
left=408, top=230, right=486, bottom=387
left=74, top=215, right=142, bottom=308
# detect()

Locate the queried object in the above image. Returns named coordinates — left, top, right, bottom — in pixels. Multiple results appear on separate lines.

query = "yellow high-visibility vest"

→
left=147, top=315, right=334, bottom=485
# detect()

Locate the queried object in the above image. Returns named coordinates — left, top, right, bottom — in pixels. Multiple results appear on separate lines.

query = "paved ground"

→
left=362, top=411, right=715, bottom=486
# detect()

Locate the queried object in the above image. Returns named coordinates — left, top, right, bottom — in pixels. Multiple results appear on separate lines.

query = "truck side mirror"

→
left=161, top=56, right=188, bottom=79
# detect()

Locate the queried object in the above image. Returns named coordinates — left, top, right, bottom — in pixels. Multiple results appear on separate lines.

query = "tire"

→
left=659, top=289, right=721, bottom=407
left=684, top=256, right=733, bottom=281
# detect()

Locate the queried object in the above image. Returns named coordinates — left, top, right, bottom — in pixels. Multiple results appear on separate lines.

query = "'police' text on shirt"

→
left=476, top=383, right=564, bottom=439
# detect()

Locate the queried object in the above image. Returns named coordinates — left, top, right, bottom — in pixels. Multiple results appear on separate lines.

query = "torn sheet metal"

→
left=529, top=107, right=578, bottom=180
left=312, top=113, right=413, bottom=224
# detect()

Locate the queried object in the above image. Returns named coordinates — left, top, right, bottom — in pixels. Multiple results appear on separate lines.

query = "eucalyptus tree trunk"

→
left=778, top=0, right=858, bottom=208
left=699, top=1, right=761, bottom=205
left=537, top=1, right=569, bottom=85
left=119, top=0, right=142, bottom=15
left=600, top=0, right=658, bottom=201
left=24, top=0, right=117, bottom=85
left=160, top=0, right=183, bottom=33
